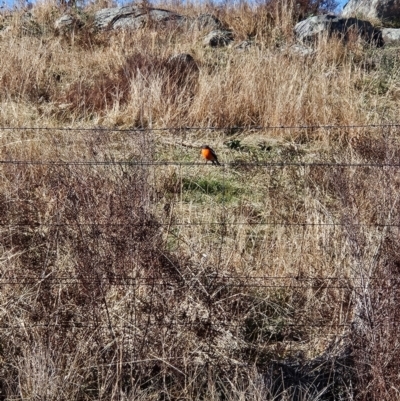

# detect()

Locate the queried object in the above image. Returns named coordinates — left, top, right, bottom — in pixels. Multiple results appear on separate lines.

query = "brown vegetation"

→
left=0, top=0, right=400, bottom=400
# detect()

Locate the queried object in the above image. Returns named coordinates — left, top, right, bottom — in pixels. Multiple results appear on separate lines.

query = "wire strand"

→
left=0, top=122, right=400, bottom=132
left=1, top=160, right=400, bottom=167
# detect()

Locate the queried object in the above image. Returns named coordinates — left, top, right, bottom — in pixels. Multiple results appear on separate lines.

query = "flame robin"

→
left=200, top=145, right=221, bottom=166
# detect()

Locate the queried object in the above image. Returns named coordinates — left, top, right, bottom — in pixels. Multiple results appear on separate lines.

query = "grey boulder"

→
left=294, top=14, right=383, bottom=45
left=57, top=7, right=225, bottom=35
left=94, top=5, right=184, bottom=30
left=342, top=0, right=400, bottom=23
left=203, top=29, right=234, bottom=47
left=382, top=28, right=400, bottom=44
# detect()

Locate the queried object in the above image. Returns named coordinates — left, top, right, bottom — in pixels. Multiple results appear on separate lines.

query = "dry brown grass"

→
left=1, top=1, right=400, bottom=400
left=0, top=0, right=398, bottom=128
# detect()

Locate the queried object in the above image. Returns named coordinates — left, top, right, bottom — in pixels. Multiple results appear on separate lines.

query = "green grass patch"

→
left=182, top=177, right=242, bottom=202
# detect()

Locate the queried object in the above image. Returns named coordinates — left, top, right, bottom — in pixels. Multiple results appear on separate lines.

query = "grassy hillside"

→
left=0, top=1, right=400, bottom=400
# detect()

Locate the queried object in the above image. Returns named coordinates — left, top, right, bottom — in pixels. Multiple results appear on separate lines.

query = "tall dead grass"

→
left=0, top=0, right=398, bottom=128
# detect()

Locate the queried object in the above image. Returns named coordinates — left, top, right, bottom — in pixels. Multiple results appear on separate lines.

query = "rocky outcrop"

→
left=55, top=7, right=224, bottom=33
left=94, top=5, right=185, bottom=30
left=203, top=29, right=234, bottom=47
left=294, top=14, right=383, bottom=46
left=342, top=0, right=400, bottom=24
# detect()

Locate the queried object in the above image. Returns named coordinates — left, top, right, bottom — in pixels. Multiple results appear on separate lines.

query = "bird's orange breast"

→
left=201, top=148, right=213, bottom=160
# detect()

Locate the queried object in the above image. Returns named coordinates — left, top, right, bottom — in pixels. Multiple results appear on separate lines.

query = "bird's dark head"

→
left=201, top=145, right=210, bottom=149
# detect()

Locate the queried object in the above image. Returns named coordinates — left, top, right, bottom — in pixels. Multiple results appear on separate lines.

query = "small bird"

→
left=200, top=145, right=221, bottom=166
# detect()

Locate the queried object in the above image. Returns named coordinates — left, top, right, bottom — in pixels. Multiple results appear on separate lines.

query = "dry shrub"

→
left=352, top=239, right=400, bottom=401
left=217, top=2, right=278, bottom=42
left=316, top=131, right=400, bottom=401
left=0, top=38, right=56, bottom=103
left=58, top=52, right=199, bottom=118
left=349, top=173, right=400, bottom=400
left=0, top=136, right=180, bottom=398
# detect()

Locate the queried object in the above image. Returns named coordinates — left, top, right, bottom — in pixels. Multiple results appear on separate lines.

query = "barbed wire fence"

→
left=1, top=124, right=398, bottom=314
left=1, top=123, right=400, bottom=398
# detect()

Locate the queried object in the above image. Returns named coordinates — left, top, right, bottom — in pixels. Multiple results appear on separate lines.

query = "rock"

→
left=94, top=6, right=123, bottom=29
left=234, top=40, right=255, bottom=51
left=294, top=14, right=383, bottom=46
left=94, top=5, right=185, bottom=30
left=54, top=14, right=82, bottom=32
left=286, top=44, right=315, bottom=56
left=114, top=8, right=184, bottom=30
left=342, top=0, right=400, bottom=24
left=193, top=13, right=223, bottom=30
left=382, top=28, right=400, bottom=44
left=55, top=15, right=74, bottom=30
left=203, top=29, right=234, bottom=47
left=56, top=7, right=223, bottom=34
left=168, top=53, right=197, bottom=66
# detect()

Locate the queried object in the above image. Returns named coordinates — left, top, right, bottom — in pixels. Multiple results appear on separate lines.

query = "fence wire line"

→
left=1, top=221, right=400, bottom=227
left=2, top=160, right=400, bottom=167
left=0, top=281, right=392, bottom=289
left=0, top=275, right=395, bottom=286
left=0, top=124, right=393, bottom=338
left=0, top=322, right=352, bottom=329
left=0, top=275, right=390, bottom=281
left=0, top=122, right=400, bottom=132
